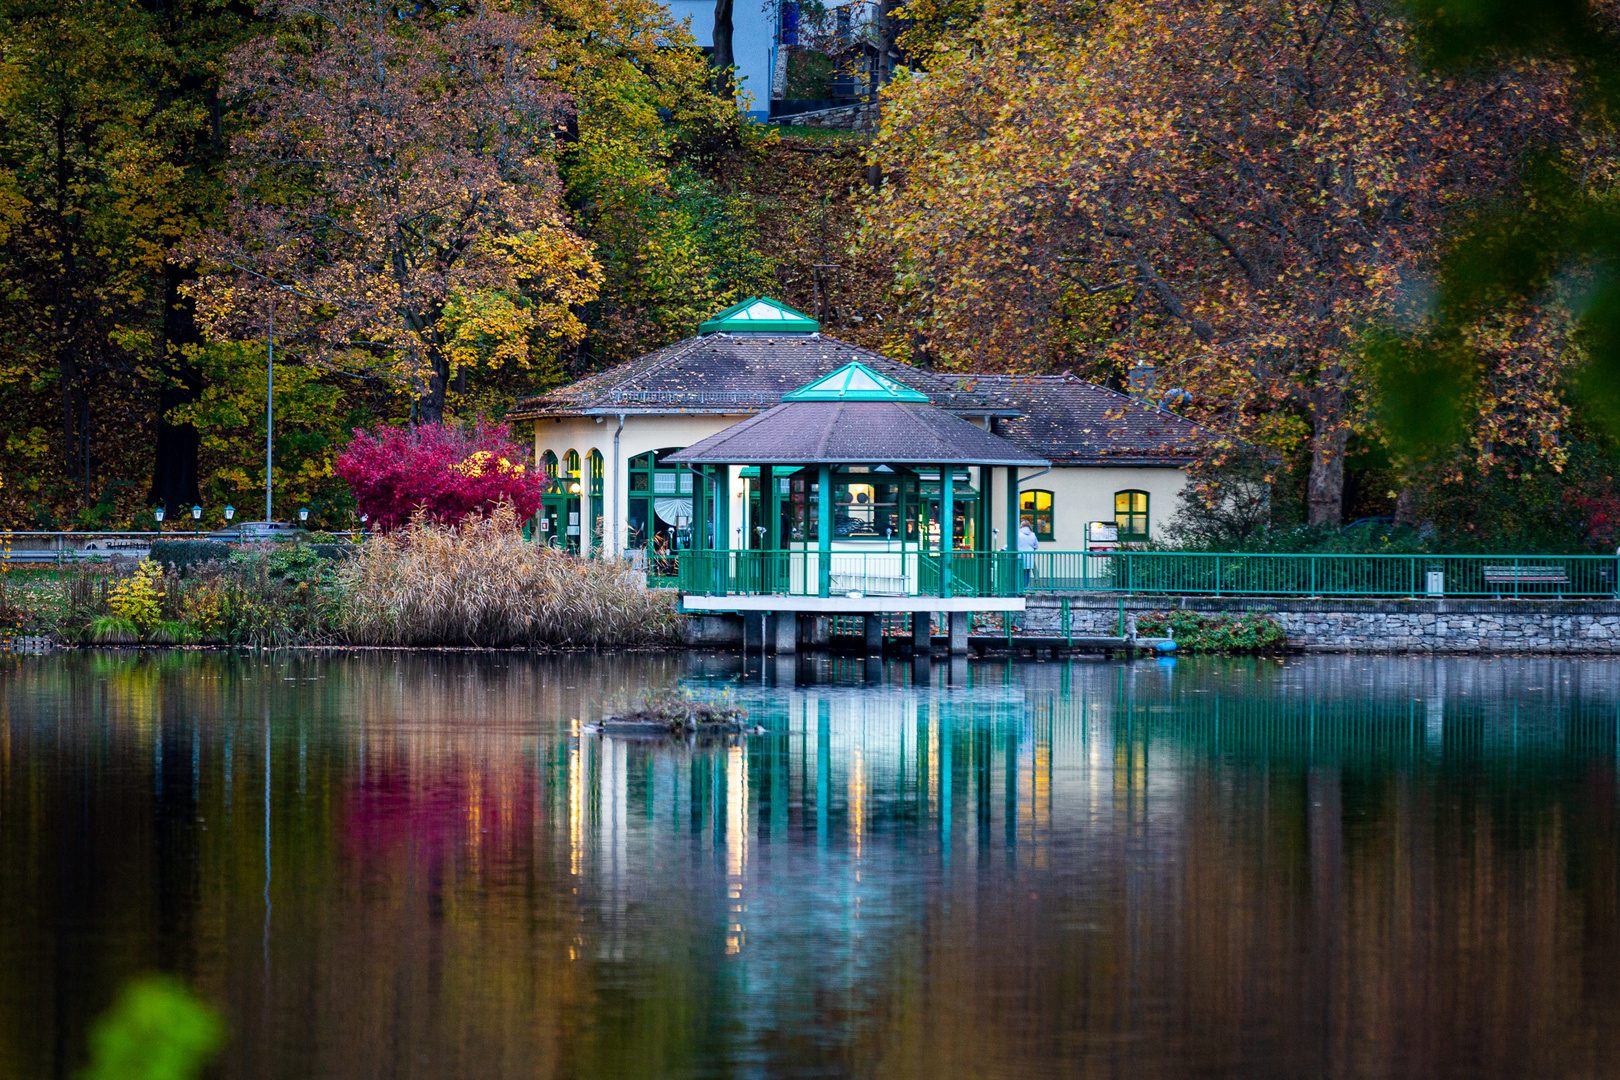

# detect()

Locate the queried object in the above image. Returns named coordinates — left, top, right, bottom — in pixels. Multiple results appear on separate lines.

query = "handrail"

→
left=667, top=549, right=1620, bottom=599
left=1019, top=550, right=1620, bottom=599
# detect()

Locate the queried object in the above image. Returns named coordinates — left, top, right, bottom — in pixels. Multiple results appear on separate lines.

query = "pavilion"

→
left=666, top=361, right=1048, bottom=654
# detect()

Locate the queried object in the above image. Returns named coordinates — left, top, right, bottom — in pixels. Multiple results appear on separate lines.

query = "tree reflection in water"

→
left=1, top=651, right=1617, bottom=1079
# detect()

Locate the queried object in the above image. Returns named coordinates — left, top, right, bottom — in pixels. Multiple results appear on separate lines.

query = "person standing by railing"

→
left=1018, top=520, right=1039, bottom=588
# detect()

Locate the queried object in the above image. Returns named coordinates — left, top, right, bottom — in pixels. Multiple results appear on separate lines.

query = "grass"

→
left=2, top=506, right=681, bottom=650
left=334, top=507, right=680, bottom=648
left=765, top=123, right=873, bottom=145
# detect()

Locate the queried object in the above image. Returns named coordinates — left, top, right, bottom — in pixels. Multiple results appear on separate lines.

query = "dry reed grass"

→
left=335, top=507, right=681, bottom=647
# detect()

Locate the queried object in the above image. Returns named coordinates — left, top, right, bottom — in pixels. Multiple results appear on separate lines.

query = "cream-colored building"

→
left=508, top=299, right=1202, bottom=561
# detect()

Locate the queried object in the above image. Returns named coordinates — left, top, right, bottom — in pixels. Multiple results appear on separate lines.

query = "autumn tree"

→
left=0, top=0, right=184, bottom=500
left=866, top=0, right=1580, bottom=525
left=188, top=0, right=603, bottom=426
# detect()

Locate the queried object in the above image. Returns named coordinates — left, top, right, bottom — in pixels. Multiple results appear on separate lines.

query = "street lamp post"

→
left=298, top=507, right=310, bottom=526
left=224, top=504, right=236, bottom=544
left=191, top=504, right=203, bottom=536
left=266, top=298, right=275, bottom=525
left=154, top=506, right=165, bottom=535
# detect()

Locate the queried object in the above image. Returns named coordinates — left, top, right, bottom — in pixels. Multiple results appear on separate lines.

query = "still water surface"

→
left=2, top=651, right=1618, bottom=1079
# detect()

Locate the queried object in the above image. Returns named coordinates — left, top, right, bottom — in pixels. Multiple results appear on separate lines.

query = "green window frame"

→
left=1114, top=489, right=1149, bottom=542
left=588, top=450, right=604, bottom=553
left=1020, top=489, right=1054, bottom=541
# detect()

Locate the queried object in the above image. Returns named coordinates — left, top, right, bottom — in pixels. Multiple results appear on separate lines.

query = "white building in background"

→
left=663, top=0, right=878, bottom=119
left=510, top=298, right=1205, bottom=562
left=664, top=0, right=779, bottom=117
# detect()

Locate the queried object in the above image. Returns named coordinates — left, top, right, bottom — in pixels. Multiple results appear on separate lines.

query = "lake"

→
left=2, top=650, right=1617, bottom=1079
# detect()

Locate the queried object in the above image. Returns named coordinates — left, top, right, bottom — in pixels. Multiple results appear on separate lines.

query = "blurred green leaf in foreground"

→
left=1381, top=0, right=1620, bottom=461
left=81, top=976, right=224, bottom=1080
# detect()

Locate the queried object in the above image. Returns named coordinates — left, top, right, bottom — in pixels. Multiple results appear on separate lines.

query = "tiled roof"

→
left=509, top=334, right=1007, bottom=417
left=959, top=374, right=1205, bottom=466
left=665, top=401, right=1049, bottom=467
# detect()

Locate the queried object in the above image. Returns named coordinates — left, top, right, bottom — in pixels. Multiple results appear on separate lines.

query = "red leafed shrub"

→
left=335, top=422, right=545, bottom=531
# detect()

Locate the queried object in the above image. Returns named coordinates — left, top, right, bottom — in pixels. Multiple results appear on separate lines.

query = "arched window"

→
left=540, top=450, right=558, bottom=481
left=1019, top=489, right=1054, bottom=541
left=1114, top=490, right=1149, bottom=541
left=564, top=449, right=580, bottom=480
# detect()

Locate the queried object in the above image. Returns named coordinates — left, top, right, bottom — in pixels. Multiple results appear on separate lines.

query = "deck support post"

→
left=863, top=614, right=883, bottom=654
left=817, top=464, right=832, bottom=597
left=911, top=612, right=932, bottom=654
left=770, top=611, right=797, bottom=654
left=948, top=610, right=969, bottom=655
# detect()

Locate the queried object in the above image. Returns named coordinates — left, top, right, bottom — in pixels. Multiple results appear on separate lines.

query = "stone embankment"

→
left=1025, top=595, right=1620, bottom=654
left=770, top=102, right=878, bottom=132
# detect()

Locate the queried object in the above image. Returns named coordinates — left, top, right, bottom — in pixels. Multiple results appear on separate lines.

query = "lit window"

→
left=1020, top=490, right=1054, bottom=541
left=1114, top=490, right=1149, bottom=541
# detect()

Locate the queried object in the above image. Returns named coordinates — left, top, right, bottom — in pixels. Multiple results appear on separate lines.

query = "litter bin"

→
left=1425, top=568, right=1444, bottom=596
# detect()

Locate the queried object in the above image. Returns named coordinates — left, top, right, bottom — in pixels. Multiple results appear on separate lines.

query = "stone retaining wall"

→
left=771, top=102, right=878, bottom=132
left=1024, top=594, right=1620, bottom=653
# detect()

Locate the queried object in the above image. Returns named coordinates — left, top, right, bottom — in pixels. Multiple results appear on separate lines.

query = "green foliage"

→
left=1136, top=610, right=1287, bottom=654
left=168, top=342, right=365, bottom=529
left=84, top=615, right=141, bottom=645
left=784, top=50, right=837, bottom=98
left=150, top=540, right=233, bottom=574
left=1379, top=1, right=1620, bottom=454
left=80, top=975, right=224, bottom=1080
left=146, top=620, right=197, bottom=646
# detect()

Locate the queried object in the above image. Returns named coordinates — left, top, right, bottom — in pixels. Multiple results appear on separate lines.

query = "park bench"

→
left=1483, top=564, right=1570, bottom=597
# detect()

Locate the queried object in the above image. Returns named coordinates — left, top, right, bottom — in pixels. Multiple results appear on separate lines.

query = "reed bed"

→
left=335, top=508, right=680, bottom=647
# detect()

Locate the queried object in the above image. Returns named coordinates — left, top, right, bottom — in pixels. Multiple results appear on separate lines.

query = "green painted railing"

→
left=676, top=549, right=1022, bottom=598
left=1022, top=551, right=1620, bottom=598
left=671, top=549, right=1620, bottom=599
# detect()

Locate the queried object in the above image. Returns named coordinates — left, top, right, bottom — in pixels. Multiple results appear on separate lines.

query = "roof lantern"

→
left=697, top=296, right=820, bottom=335
left=781, top=361, right=930, bottom=403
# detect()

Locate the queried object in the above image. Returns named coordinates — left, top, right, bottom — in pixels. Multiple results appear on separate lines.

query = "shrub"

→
left=336, top=505, right=680, bottom=646
left=150, top=540, right=233, bottom=574
left=334, top=421, right=546, bottom=531
left=1136, top=609, right=1287, bottom=654
left=109, top=561, right=164, bottom=631
left=181, top=583, right=230, bottom=642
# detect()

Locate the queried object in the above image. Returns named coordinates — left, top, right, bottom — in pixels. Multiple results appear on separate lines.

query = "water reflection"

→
left=1, top=651, right=1617, bottom=1079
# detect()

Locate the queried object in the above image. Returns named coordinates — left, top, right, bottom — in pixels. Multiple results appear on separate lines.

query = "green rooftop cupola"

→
left=698, top=296, right=820, bottom=335
left=781, top=361, right=931, bottom=403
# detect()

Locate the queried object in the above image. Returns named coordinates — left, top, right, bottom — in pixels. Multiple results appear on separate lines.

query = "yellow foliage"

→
left=109, top=561, right=164, bottom=631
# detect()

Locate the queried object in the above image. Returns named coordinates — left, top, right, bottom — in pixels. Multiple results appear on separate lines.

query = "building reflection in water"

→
left=2, top=651, right=1618, bottom=1080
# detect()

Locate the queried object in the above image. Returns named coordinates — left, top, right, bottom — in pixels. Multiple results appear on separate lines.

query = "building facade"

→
left=509, top=299, right=1203, bottom=560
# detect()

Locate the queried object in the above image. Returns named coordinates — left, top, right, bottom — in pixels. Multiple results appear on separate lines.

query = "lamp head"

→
left=224, top=505, right=235, bottom=521
left=191, top=505, right=202, bottom=520
left=298, top=507, right=309, bottom=523
left=153, top=507, right=165, bottom=523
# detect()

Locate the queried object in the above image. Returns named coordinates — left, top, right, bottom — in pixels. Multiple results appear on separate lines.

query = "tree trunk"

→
left=149, top=262, right=203, bottom=513
left=712, top=0, right=735, bottom=100
left=415, top=348, right=451, bottom=426
left=1307, top=389, right=1349, bottom=528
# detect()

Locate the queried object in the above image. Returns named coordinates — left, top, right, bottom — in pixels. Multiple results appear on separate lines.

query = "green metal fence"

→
left=671, top=549, right=1620, bottom=599
left=676, top=549, right=1022, bottom=599
left=1024, top=551, right=1620, bottom=598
